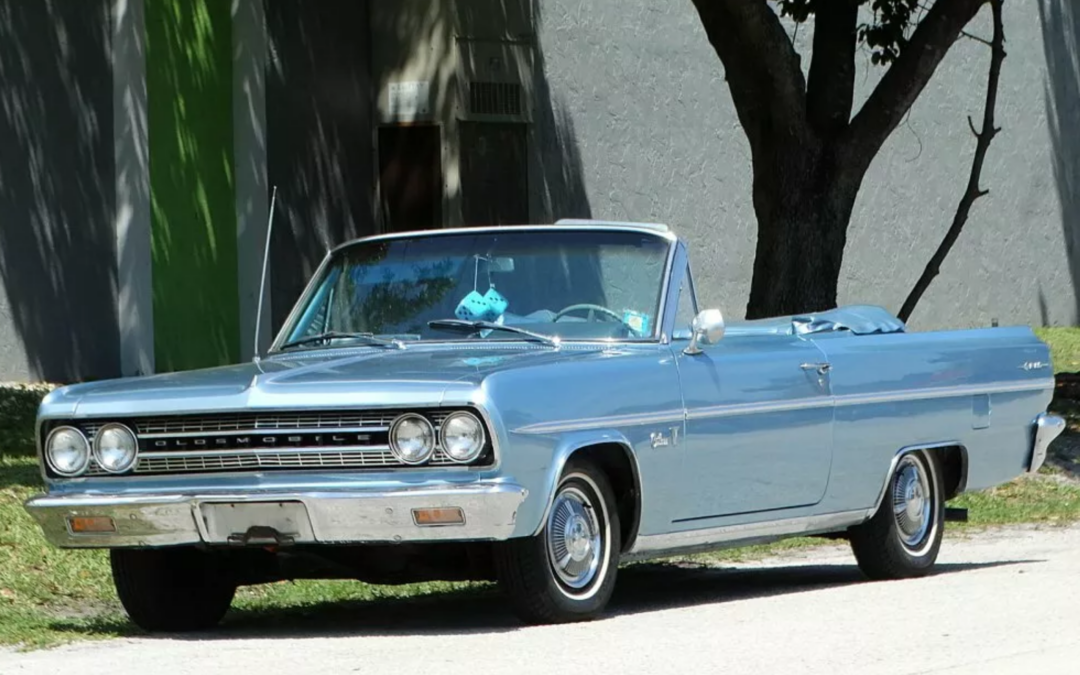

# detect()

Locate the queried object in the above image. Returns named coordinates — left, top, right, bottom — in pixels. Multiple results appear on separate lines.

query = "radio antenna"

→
left=253, top=185, right=278, bottom=363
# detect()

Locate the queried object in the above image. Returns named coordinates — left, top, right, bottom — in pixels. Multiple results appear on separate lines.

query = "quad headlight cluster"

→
left=389, top=411, right=487, bottom=465
left=44, top=423, right=138, bottom=477
left=43, top=410, right=487, bottom=477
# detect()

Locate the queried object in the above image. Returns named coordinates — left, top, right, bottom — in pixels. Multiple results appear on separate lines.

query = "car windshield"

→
left=278, top=229, right=672, bottom=347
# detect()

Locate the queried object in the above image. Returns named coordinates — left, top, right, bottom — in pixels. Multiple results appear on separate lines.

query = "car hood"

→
left=43, top=344, right=624, bottom=418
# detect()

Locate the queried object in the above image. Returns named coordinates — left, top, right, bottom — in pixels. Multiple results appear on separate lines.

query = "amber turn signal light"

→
left=67, top=516, right=116, bottom=534
left=412, top=507, right=465, bottom=526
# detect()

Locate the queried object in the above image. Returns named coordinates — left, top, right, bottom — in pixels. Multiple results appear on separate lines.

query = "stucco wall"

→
left=0, top=0, right=119, bottom=382
left=265, top=0, right=376, bottom=336
left=532, top=0, right=1079, bottom=330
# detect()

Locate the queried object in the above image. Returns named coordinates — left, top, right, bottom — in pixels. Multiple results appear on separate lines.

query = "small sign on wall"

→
left=387, top=81, right=431, bottom=119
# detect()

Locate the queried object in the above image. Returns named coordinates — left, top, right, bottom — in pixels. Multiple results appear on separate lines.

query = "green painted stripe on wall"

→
left=146, top=0, right=238, bottom=372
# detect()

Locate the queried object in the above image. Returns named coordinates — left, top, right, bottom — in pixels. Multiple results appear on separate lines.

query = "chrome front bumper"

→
left=24, top=480, right=529, bottom=548
left=1029, top=412, right=1066, bottom=473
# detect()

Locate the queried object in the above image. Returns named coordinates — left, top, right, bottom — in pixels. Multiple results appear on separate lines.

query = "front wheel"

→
left=849, top=450, right=944, bottom=580
left=494, top=458, right=621, bottom=624
left=111, top=547, right=236, bottom=632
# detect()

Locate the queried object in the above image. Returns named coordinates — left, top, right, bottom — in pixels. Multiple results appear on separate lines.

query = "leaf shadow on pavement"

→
left=45, top=558, right=1039, bottom=642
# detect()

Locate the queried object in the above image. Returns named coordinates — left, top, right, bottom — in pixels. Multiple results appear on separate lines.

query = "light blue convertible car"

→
left=25, top=221, right=1063, bottom=630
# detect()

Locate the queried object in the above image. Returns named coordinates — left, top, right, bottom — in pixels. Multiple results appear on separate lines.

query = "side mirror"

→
left=684, top=308, right=725, bottom=355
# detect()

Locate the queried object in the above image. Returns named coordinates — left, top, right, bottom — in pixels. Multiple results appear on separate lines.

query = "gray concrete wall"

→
left=0, top=0, right=119, bottom=381
left=532, top=0, right=1079, bottom=330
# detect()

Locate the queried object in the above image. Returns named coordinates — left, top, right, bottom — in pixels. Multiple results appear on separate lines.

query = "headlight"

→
left=92, top=423, right=138, bottom=474
left=439, top=412, right=485, bottom=463
left=45, top=426, right=90, bottom=477
left=389, top=414, right=436, bottom=465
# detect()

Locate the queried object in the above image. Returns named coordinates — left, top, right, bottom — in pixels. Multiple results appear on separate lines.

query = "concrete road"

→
left=2, top=524, right=1078, bottom=675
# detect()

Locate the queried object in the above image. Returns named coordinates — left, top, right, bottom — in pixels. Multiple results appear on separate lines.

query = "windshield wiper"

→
left=427, top=319, right=561, bottom=347
left=279, top=331, right=404, bottom=351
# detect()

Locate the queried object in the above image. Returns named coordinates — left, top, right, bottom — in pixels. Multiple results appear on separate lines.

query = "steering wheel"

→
left=552, top=303, right=623, bottom=323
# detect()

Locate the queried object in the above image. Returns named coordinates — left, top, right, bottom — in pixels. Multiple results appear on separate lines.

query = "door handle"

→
left=800, top=362, right=831, bottom=376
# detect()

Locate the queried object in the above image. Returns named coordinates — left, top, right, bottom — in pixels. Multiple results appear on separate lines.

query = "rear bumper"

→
left=1029, top=413, right=1066, bottom=473
left=24, top=480, right=529, bottom=548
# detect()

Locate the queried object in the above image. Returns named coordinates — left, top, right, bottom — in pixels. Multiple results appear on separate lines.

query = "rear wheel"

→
left=111, top=547, right=236, bottom=632
left=849, top=450, right=944, bottom=580
left=494, top=458, right=620, bottom=624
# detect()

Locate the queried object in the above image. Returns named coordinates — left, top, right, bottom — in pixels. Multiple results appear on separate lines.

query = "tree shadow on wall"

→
left=0, top=0, right=120, bottom=382
left=1042, top=0, right=1080, bottom=324
left=262, top=0, right=593, bottom=335
left=263, top=0, right=376, bottom=336
left=529, top=0, right=592, bottom=222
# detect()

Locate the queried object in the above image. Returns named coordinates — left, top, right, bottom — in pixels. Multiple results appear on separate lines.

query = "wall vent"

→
left=468, top=81, right=523, bottom=117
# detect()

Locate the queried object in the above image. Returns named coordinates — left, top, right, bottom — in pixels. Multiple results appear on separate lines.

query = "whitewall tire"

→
left=849, top=450, right=945, bottom=580
left=494, top=458, right=621, bottom=623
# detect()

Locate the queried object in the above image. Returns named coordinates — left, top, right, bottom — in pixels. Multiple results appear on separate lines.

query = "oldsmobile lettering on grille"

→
left=150, top=432, right=378, bottom=451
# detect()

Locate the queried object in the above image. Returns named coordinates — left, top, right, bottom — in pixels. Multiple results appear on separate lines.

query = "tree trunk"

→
left=745, top=141, right=866, bottom=319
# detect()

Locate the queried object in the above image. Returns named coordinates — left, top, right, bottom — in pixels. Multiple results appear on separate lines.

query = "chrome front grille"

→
left=133, top=410, right=408, bottom=436
left=67, top=409, right=486, bottom=477
left=129, top=449, right=460, bottom=474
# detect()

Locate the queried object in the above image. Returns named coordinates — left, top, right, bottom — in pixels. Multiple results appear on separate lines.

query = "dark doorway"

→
left=460, top=122, right=528, bottom=226
left=378, top=125, right=443, bottom=233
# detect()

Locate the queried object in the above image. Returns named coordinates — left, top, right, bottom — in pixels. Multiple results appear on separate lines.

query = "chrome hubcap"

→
left=893, top=455, right=932, bottom=548
left=547, top=486, right=602, bottom=590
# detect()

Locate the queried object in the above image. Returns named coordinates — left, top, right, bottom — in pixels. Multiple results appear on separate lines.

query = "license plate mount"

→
left=199, top=501, right=315, bottom=546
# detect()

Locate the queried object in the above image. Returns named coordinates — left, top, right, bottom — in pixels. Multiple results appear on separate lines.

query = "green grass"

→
left=952, top=474, right=1080, bottom=526
left=681, top=536, right=828, bottom=564
left=3, top=453, right=1080, bottom=650
left=0, top=456, right=124, bottom=648
left=1035, top=327, right=1080, bottom=373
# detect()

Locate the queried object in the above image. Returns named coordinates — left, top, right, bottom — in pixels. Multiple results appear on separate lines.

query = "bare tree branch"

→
left=960, top=29, right=993, bottom=46
left=898, top=0, right=1005, bottom=323
left=690, top=0, right=809, bottom=147
left=806, top=0, right=860, bottom=138
left=844, top=0, right=986, bottom=168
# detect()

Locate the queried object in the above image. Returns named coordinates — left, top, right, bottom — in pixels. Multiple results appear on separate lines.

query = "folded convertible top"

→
left=792, top=305, right=907, bottom=336
left=724, top=305, right=906, bottom=338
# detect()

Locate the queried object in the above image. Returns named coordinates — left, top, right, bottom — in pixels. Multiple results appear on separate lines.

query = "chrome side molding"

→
left=624, top=509, right=868, bottom=560
left=1030, top=412, right=1065, bottom=473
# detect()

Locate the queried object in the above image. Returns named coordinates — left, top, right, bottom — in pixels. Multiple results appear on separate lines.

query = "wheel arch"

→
left=868, top=442, right=969, bottom=516
left=534, top=434, right=643, bottom=553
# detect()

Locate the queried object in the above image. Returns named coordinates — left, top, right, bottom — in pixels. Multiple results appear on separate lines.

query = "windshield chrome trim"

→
left=269, top=226, right=679, bottom=354
left=329, top=224, right=678, bottom=255
left=268, top=246, right=335, bottom=354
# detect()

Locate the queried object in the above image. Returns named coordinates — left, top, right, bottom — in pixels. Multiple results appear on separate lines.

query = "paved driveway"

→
left=2, top=524, right=1078, bottom=675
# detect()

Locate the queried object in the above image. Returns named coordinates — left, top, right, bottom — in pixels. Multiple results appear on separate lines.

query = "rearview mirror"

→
left=489, top=256, right=515, bottom=273
left=684, top=308, right=725, bottom=355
